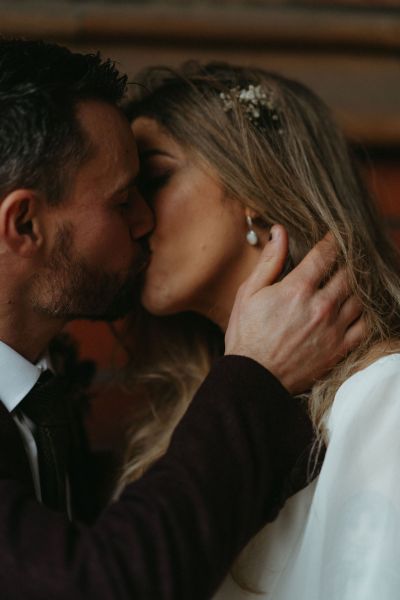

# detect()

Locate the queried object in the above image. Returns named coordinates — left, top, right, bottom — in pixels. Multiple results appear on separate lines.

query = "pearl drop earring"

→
left=246, top=215, right=259, bottom=246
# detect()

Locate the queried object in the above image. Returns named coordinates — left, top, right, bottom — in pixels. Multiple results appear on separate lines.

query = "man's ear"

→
left=0, top=189, right=44, bottom=257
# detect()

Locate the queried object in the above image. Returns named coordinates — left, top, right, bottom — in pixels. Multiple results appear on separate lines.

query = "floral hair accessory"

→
left=219, top=84, right=283, bottom=135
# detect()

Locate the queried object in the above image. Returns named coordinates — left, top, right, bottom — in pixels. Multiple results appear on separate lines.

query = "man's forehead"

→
left=75, top=100, right=135, bottom=147
left=75, top=100, right=138, bottom=167
left=63, top=103, right=138, bottom=204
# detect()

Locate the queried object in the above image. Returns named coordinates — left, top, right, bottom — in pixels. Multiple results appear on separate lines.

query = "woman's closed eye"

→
left=138, top=171, right=171, bottom=198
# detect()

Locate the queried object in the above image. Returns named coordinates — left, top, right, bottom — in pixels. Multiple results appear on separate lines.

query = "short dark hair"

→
left=0, top=38, right=128, bottom=204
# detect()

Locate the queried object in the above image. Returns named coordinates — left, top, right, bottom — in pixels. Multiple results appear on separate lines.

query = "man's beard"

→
left=31, top=225, right=145, bottom=321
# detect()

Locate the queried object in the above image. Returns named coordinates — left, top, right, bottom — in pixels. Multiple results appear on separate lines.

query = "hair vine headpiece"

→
left=219, top=84, right=283, bottom=135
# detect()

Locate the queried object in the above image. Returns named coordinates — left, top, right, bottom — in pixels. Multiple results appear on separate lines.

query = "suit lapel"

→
left=0, top=401, right=35, bottom=494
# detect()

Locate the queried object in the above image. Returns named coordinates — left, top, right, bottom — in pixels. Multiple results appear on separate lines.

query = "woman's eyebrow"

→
left=140, top=148, right=175, bottom=160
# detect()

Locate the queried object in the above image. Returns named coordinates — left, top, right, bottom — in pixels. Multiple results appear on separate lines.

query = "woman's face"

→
left=132, top=117, right=262, bottom=329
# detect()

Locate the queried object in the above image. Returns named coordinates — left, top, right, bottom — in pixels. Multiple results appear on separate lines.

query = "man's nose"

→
left=130, top=191, right=154, bottom=239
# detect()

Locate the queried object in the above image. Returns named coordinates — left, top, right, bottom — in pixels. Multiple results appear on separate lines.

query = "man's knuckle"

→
left=292, top=283, right=309, bottom=304
left=312, top=299, right=331, bottom=325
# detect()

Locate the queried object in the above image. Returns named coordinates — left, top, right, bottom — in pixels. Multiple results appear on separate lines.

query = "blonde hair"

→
left=114, top=61, right=400, bottom=496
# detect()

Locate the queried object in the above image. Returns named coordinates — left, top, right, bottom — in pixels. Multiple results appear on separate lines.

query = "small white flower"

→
left=219, top=83, right=283, bottom=135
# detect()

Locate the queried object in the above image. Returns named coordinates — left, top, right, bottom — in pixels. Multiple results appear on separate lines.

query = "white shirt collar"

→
left=0, top=341, right=52, bottom=413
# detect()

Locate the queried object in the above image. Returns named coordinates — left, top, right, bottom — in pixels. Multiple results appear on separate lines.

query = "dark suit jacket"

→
left=0, top=387, right=96, bottom=522
left=0, top=401, right=36, bottom=493
left=0, top=356, right=314, bottom=600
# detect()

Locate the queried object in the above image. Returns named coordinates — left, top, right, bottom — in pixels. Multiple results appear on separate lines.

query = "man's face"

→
left=32, top=100, right=153, bottom=321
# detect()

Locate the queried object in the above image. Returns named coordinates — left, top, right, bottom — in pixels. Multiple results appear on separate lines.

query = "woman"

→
left=117, top=62, right=400, bottom=598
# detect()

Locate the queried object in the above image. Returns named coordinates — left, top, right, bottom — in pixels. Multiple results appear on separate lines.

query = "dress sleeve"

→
left=315, top=357, right=400, bottom=599
left=0, top=356, right=313, bottom=600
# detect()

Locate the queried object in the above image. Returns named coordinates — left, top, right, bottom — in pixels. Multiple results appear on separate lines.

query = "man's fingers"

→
left=287, top=232, right=338, bottom=290
left=241, top=224, right=289, bottom=296
left=342, top=316, right=366, bottom=354
left=337, top=295, right=363, bottom=330
left=321, top=266, right=352, bottom=310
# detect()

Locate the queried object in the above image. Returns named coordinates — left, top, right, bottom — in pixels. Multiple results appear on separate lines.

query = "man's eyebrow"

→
left=110, top=176, right=138, bottom=197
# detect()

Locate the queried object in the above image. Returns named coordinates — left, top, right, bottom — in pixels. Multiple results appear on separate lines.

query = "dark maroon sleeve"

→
left=0, top=356, right=313, bottom=599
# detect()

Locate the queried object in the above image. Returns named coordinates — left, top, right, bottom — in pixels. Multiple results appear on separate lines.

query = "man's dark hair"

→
left=0, top=38, right=128, bottom=204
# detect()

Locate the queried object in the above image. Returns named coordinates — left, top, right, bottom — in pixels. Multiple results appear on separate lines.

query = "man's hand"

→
left=225, top=225, right=364, bottom=394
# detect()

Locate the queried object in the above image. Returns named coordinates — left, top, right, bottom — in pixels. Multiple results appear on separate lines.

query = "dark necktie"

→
left=18, top=370, right=70, bottom=512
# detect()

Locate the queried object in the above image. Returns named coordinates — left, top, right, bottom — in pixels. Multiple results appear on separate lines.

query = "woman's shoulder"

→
left=327, top=353, right=400, bottom=439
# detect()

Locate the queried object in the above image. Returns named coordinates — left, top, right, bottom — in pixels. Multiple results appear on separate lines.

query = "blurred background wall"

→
left=2, top=0, right=399, bottom=448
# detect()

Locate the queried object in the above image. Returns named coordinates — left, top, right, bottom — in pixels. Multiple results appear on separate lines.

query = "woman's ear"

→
left=0, top=189, right=44, bottom=257
left=244, top=207, right=269, bottom=246
left=244, top=207, right=260, bottom=220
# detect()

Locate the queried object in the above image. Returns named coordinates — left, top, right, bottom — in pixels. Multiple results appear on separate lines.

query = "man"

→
left=0, top=39, right=363, bottom=598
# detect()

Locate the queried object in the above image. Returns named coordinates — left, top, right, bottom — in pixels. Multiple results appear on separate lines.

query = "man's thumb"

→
left=242, top=224, right=289, bottom=295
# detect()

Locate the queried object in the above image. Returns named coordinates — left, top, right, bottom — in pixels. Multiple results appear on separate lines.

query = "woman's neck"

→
left=198, top=248, right=263, bottom=332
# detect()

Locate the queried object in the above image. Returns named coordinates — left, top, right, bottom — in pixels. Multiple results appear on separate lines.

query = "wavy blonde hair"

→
left=114, top=61, right=400, bottom=497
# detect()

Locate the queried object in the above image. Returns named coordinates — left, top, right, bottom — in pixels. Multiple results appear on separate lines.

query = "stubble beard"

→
left=31, top=224, right=143, bottom=322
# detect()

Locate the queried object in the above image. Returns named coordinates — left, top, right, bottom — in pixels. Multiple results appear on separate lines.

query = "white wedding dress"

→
left=213, top=354, right=400, bottom=600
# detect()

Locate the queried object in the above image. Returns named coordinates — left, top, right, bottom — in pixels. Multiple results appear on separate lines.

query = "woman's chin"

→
left=140, top=287, right=174, bottom=316
left=140, top=285, right=195, bottom=317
